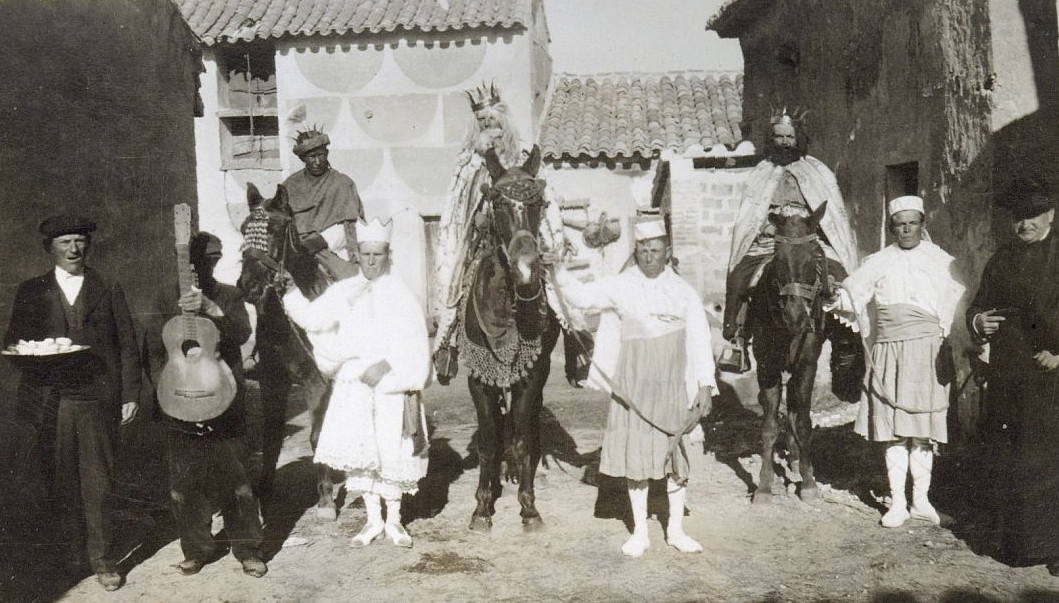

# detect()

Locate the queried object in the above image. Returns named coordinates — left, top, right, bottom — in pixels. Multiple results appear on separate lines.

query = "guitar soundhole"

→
left=181, top=340, right=202, bottom=357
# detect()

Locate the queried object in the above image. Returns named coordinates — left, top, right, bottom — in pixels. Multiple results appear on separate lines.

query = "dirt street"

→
left=5, top=355, right=1059, bottom=602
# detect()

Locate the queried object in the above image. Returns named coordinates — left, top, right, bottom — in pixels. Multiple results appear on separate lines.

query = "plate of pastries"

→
left=3, top=337, right=90, bottom=356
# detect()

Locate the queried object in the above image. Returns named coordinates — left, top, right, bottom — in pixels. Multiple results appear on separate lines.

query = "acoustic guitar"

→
left=157, top=204, right=237, bottom=422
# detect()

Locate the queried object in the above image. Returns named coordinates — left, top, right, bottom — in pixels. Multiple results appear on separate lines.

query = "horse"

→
left=747, top=201, right=853, bottom=503
left=455, top=145, right=560, bottom=532
left=236, top=183, right=340, bottom=519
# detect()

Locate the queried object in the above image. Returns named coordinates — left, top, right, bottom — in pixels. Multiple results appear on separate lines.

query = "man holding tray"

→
left=4, top=215, right=141, bottom=591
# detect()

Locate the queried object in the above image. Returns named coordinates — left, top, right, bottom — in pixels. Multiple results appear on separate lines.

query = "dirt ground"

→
left=4, top=353, right=1059, bottom=602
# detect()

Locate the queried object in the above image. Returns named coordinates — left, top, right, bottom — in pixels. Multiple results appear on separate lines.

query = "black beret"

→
left=39, top=215, right=97, bottom=239
left=1010, top=192, right=1054, bottom=220
left=190, top=232, right=223, bottom=258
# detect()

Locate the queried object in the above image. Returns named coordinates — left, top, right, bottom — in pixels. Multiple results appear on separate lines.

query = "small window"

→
left=215, top=42, right=279, bottom=170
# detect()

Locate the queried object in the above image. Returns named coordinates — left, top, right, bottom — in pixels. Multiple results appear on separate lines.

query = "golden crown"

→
left=466, top=82, right=502, bottom=112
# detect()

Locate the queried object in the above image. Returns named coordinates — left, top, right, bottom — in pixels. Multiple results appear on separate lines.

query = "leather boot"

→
left=881, top=441, right=911, bottom=528
left=909, top=440, right=941, bottom=525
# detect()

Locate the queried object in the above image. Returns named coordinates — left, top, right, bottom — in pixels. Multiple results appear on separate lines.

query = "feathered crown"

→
left=769, top=106, right=808, bottom=128
left=466, top=82, right=502, bottom=112
left=292, top=124, right=330, bottom=156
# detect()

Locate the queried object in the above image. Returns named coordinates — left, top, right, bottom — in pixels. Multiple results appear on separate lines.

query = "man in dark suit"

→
left=5, top=215, right=141, bottom=591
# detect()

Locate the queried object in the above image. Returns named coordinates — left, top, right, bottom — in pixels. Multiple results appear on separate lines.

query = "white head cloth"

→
left=888, top=195, right=924, bottom=217
left=356, top=218, right=392, bottom=244
left=634, top=216, right=667, bottom=241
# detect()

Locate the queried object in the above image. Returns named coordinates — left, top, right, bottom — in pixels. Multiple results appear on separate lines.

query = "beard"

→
left=767, top=146, right=804, bottom=166
left=475, top=128, right=504, bottom=155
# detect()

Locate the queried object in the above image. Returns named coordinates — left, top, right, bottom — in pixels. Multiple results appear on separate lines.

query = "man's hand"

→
left=690, top=385, right=713, bottom=415
left=360, top=359, right=392, bottom=387
left=317, top=250, right=359, bottom=282
left=973, top=309, right=1006, bottom=337
left=121, top=402, right=138, bottom=425
left=1035, top=351, right=1059, bottom=371
left=539, top=250, right=560, bottom=267
left=178, top=288, right=204, bottom=313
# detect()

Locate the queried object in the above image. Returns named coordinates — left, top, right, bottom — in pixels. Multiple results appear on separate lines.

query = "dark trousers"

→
left=563, top=328, right=593, bottom=382
left=723, top=254, right=772, bottom=339
left=23, top=391, right=115, bottom=573
left=166, top=433, right=263, bottom=563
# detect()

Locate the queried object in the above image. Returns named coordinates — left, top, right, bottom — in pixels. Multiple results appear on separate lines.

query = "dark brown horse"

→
left=747, top=202, right=858, bottom=503
left=236, top=183, right=339, bottom=518
left=454, top=145, right=559, bottom=532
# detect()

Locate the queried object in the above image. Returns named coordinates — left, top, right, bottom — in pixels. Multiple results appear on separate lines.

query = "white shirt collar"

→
left=54, top=265, right=84, bottom=280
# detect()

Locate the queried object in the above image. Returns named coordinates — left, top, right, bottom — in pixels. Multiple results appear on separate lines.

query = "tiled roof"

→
left=540, top=72, right=744, bottom=162
left=175, top=0, right=530, bottom=45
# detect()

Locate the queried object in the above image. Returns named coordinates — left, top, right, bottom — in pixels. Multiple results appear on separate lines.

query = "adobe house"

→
left=176, top=0, right=553, bottom=310
left=0, top=0, right=201, bottom=339
left=0, top=0, right=202, bottom=559
left=709, top=0, right=1059, bottom=435
left=539, top=71, right=754, bottom=307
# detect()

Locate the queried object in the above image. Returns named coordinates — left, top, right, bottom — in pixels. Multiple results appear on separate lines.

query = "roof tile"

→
left=540, top=72, right=745, bottom=161
left=177, top=0, right=529, bottom=45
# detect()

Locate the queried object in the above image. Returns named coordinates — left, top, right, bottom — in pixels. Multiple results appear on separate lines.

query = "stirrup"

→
left=718, top=336, right=750, bottom=374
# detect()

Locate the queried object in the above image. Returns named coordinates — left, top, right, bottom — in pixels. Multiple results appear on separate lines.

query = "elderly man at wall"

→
left=722, top=110, right=861, bottom=391
left=551, top=215, right=716, bottom=557
left=5, top=216, right=140, bottom=591
left=282, top=126, right=364, bottom=281
left=283, top=218, right=431, bottom=548
left=432, top=84, right=571, bottom=375
left=142, top=232, right=267, bottom=578
left=825, top=196, right=963, bottom=529
left=967, top=190, right=1059, bottom=575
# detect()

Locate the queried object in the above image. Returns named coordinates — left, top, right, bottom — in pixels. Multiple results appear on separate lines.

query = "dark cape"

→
left=967, top=230, right=1059, bottom=562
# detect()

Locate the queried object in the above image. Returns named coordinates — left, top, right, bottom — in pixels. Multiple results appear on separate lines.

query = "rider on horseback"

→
left=722, top=109, right=862, bottom=396
left=433, top=84, right=573, bottom=380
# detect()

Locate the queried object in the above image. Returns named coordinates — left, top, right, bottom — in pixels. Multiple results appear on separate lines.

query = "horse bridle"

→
left=773, top=232, right=830, bottom=333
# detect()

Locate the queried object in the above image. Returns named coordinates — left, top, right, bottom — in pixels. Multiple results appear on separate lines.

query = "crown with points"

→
left=292, top=124, right=330, bottom=156
left=769, top=106, right=808, bottom=128
left=466, top=82, right=502, bottom=112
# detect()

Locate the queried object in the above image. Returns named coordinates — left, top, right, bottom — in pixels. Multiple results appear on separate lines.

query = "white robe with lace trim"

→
left=284, top=273, right=431, bottom=498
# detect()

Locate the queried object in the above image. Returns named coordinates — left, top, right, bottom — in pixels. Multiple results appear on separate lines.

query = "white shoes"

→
left=621, top=531, right=650, bottom=557
left=910, top=502, right=941, bottom=525
left=350, top=521, right=384, bottom=547
left=666, top=529, right=703, bottom=553
left=881, top=503, right=910, bottom=528
left=385, top=522, right=413, bottom=548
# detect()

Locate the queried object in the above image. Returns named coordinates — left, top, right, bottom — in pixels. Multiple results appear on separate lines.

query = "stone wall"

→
left=669, top=161, right=752, bottom=308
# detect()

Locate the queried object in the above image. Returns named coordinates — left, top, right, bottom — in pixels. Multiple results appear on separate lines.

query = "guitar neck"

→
left=176, top=244, right=198, bottom=311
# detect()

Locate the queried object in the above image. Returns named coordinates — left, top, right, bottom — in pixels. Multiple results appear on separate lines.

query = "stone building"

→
left=539, top=71, right=753, bottom=307
left=176, top=0, right=553, bottom=309
left=709, top=0, right=1059, bottom=434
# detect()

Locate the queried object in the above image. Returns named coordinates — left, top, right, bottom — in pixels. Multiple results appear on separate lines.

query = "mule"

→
left=747, top=202, right=857, bottom=503
left=454, top=145, right=560, bottom=532
left=237, top=183, right=341, bottom=519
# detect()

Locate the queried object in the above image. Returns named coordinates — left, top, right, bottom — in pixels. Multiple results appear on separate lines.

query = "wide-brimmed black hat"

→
left=1010, top=192, right=1054, bottom=220
left=39, top=215, right=96, bottom=239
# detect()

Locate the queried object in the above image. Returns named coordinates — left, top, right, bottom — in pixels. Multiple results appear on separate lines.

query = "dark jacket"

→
left=4, top=268, right=142, bottom=427
left=142, top=279, right=252, bottom=437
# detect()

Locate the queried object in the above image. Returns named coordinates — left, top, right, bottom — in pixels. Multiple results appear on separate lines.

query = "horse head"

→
left=236, top=183, right=322, bottom=303
left=770, top=201, right=828, bottom=334
left=479, top=145, right=546, bottom=287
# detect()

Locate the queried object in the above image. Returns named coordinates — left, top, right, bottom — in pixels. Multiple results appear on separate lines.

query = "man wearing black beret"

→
left=968, top=189, right=1059, bottom=575
left=4, top=216, right=141, bottom=591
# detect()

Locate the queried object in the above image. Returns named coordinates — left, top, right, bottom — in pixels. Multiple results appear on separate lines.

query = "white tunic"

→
left=284, top=272, right=431, bottom=498
left=553, top=266, right=718, bottom=405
